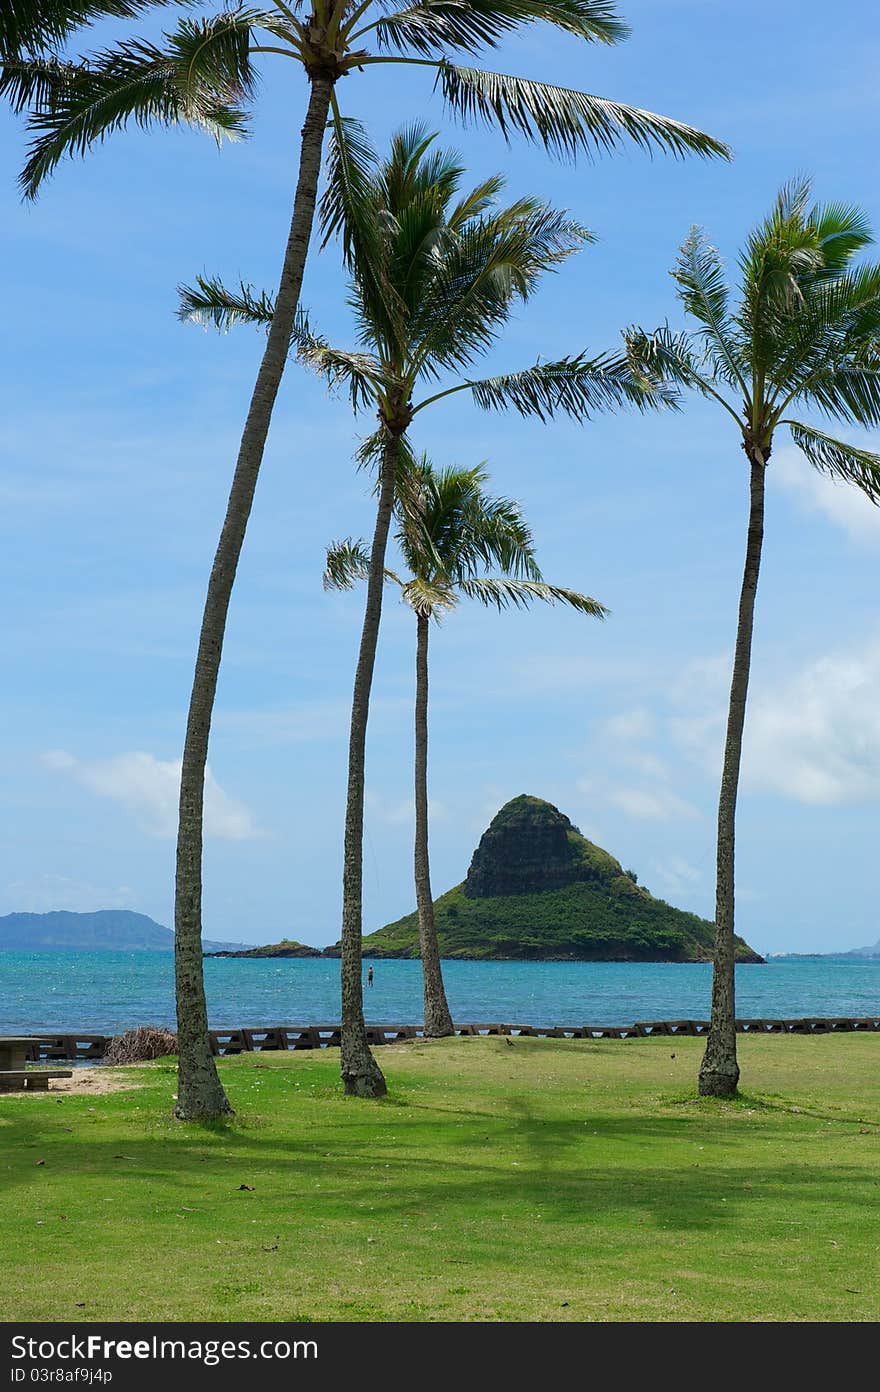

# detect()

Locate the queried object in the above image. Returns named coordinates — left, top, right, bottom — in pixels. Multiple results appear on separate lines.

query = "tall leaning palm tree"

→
left=626, top=179, right=880, bottom=1097
left=181, top=122, right=668, bottom=1095
left=325, top=458, right=605, bottom=1036
left=2, top=0, right=728, bottom=1120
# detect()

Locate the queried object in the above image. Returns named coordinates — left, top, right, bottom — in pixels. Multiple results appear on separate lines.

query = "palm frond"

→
left=466, top=350, right=673, bottom=421
left=456, top=576, right=607, bottom=614
left=673, top=226, right=747, bottom=391
left=20, top=12, right=256, bottom=197
left=0, top=54, right=83, bottom=114
left=290, top=320, right=388, bottom=413
left=797, top=362, right=880, bottom=430
left=401, top=574, right=456, bottom=616
left=323, top=538, right=372, bottom=591
left=437, top=63, right=731, bottom=160
left=624, top=324, right=715, bottom=395
left=370, top=0, right=629, bottom=58
left=319, top=113, right=381, bottom=258
left=324, top=537, right=405, bottom=592
left=396, top=459, right=537, bottom=582
left=446, top=171, right=506, bottom=228
left=809, top=199, right=873, bottom=277
left=786, top=421, right=880, bottom=503
left=177, top=274, right=276, bottom=329
left=1, top=1, right=177, bottom=61
left=321, top=112, right=410, bottom=356
left=408, top=204, right=589, bottom=377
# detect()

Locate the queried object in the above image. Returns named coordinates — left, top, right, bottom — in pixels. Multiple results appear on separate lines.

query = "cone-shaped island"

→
left=359, top=795, right=763, bottom=962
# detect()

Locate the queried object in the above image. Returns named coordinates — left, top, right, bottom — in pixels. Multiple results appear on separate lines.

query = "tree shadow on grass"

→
left=1, top=1080, right=877, bottom=1240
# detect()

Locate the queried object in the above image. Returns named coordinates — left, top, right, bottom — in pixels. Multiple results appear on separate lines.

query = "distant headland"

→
left=0, top=909, right=248, bottom=955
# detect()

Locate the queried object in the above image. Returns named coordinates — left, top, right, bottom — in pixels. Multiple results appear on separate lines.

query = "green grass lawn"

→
left=1, top=1036, right=878, bottom=1322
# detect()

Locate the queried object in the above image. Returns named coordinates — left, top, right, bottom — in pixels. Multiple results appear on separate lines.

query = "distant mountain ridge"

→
left=0, top=909, right=248, bottom=954
left=773, top=939, right=880, bottom=961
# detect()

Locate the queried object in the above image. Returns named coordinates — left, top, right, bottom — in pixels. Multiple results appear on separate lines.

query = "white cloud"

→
left=744, top=641, right=880, bottom=803
left=366, top=792, right=448, bottom=826
left=215, top=700, right=354, bottom=745
left=667, top=652, right=731, bottom=776
left=651, top=856, right=704, bottom=897
left=608, top=786, right=700, bottom=821
left=42, top=750, right=261, bottom=840
left=771, top=445, right=880, bottom=545
left=660, top=637, right=880, bottom=805
left=602, top=708, right=655, bottom=742
left=2, top=874, right=136, bottom=915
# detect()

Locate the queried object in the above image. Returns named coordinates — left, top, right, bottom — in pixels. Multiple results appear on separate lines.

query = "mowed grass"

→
left=1, top=1036, right=878, bottom=1322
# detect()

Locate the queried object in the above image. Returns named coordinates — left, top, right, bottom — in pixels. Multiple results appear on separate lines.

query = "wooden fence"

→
left=18, top=1015, right=880, bottom=1061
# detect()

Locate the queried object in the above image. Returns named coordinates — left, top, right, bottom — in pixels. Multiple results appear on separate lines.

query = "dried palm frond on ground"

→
left=104, top=1027, right=177, bottom=1065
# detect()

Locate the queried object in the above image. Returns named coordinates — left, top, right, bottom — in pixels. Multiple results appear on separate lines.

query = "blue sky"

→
left=2, top=1, right=880, bottom=953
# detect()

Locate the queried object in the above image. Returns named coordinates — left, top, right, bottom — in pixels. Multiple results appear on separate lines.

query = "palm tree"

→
left=2, top=0, right=728, bottom=1120
left=181, top=122, right=668, bottom=1095
left=325, top=458, right=605, bottom=1036
left=626, top=179, right=880, bottom=1096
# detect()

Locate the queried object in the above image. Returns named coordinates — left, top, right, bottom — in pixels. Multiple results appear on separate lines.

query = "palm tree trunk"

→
left=339, top=431, right=399, bottom=1098
left=414, top=611, right=455, bottom=1037
left=173, top=75, right=334, bottom=1122
left=699, top=453, right=766, bottom=1098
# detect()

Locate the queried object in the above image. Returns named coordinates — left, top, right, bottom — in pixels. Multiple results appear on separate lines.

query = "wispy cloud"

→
left=366, top=791, right=448, bottom=827
left=42, top=750, right=261, bottom=840
left=608, top=786, right=701, bottom=821
left=650, top=856, right=704, bottom=898
left=744, top=641, right=880, bottom=803
left=2, top=873, right=136, bottom=916
left=771, top=444, right=880, bottom=545
left=602, top=708, right=655, bottom=742
left=660, top=638, right=880, bottom=805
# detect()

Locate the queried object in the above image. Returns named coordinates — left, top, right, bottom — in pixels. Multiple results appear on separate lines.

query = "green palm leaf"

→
left=370, top=0, right=629, bottom=57
left=178, top=272, right=389, bottom=411
left=401, top=574, right=456, bottom=615
left=673, top=227, right=747, bottom=392
left=290, top=325, right=389, bottom=413
left=785, top=422, right=880, bottom=502
left=0, top=55, right=83, bottom=114
left=436, top=63, right=731, bottom=159
left=1, top=1, right=176, bottom=60
left=408, top=204, right=590, bottom=377
left=465, top=351, right=671, bottom=420
left=19, top=12, right=258, bottom=198
left=807, top=200, right=873, bottom=278
left=178, top=274, right=277, bottom=329
left=455, top=576, right=608, bottom=613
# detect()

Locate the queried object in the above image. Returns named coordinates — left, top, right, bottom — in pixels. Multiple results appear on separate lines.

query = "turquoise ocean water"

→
left=0, top=952, right=878, bottom=1034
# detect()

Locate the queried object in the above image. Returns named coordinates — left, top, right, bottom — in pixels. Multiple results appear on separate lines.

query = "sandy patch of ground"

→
left=52, top=1067, right=139, bottom=1096
left=0, top=1067, right=143, bottom=1098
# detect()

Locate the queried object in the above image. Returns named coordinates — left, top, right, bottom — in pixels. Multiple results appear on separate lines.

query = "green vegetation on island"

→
left=208, top=939, right=321, bottom=959
left=357, top=796, right=762, bottom=963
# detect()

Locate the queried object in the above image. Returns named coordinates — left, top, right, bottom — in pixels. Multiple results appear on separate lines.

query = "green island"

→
left=221, top=797, right=761, bottom=963
left=209, top=938, right=320, bottom=959
left=2, top=1035, right=877, bottom=1322
left=352, top=796, right=761, bottom=963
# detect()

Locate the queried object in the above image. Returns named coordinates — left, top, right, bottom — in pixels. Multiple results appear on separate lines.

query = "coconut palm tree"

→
left=626, top=179, right=880, bottom=1097
left=2, top=0, right=728, bottom=1121
left=325, top=458, right=605, bottom=1036
left=181, top=122, right=668, bottom=1095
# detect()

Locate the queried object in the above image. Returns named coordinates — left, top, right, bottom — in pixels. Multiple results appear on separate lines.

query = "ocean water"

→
left=0, top=951, right=878, bottom=1034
